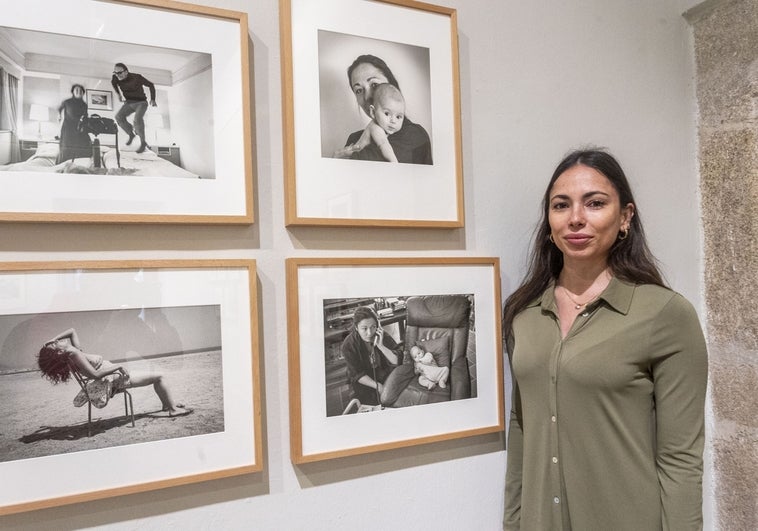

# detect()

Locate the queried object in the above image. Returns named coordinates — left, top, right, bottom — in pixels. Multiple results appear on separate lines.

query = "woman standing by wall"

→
left=503, top=149, right=707, bottom=530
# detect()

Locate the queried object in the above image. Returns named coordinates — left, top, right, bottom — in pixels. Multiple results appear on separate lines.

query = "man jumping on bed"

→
left=111, top=62, right=156, bottom=154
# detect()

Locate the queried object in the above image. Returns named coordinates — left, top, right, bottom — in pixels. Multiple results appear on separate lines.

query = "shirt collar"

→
left=533, top=276, right=635, bottom=315
left=597, top=276, right=635, bottom=314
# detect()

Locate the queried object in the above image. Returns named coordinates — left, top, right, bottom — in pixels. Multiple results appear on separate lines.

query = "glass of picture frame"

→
left=0, top=0, right=253, bottom=223
left=280, top=0, right=464, bottom=227
left=0, top=259, right=261, bottom=515
left=286, top=257, right=503, bottom=463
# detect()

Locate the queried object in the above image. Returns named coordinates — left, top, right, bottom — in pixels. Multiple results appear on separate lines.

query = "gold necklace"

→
left=562, top=285, right=599, bottom=310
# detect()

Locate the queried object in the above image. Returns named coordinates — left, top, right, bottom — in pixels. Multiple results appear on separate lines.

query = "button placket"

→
left=549, top=335, right=563, bottom=519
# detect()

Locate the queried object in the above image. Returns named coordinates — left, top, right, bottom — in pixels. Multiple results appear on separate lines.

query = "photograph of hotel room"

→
left=0, top=25, right=215, bottom=179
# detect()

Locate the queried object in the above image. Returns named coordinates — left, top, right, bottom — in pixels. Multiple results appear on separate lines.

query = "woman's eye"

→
left=587, top=200, right=606, bottom=208
left=551, top=202, right=568, bottom=210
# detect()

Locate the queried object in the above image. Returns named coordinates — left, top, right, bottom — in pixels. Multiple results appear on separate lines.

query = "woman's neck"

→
left=557, top=260, right=612, bottom=296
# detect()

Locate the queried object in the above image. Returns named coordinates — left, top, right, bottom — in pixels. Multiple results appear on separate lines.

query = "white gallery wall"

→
left=0, top=1, right=707, bottom=529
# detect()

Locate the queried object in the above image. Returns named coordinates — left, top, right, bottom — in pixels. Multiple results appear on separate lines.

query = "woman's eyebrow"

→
left=582, top=191, right=611, bottom=199
left=549, top=191, right=611, bottom=201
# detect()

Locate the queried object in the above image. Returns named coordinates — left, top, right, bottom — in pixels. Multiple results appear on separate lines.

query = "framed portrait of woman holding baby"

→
left=281, top=0, right=464, bottom=228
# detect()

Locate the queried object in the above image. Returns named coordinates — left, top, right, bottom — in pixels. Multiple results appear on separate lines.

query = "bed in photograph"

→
left=0, top=142, right=199, bottom=179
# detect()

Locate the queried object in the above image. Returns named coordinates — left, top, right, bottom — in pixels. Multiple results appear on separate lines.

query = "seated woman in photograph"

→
left=341, top=307, right=404, bottom=407
left=37, top=328, right=192, bottom=417
left=334, top=54, right=432, bottom=165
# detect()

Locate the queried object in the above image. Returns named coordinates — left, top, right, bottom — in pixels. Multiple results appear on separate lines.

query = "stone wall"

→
left=687, top=0, right=758, bottom=528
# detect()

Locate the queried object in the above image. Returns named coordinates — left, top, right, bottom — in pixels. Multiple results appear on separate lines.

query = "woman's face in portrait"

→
left=72, top=86, right=84, bottom=98
left=350, top=62, right=389, bottom=115
left=355, top=317, right=378, bottom=344
left=548, top=164, right=634, bottom=266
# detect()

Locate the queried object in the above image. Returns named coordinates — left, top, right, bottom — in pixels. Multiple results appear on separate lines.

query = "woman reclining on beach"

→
left=37, top=328, right=192, bottom=417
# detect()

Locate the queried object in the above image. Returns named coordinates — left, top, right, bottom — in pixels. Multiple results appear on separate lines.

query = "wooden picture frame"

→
left=286, top=257, right=503, bottom=463
left=85, top=89, right=113, bottom=111
left=0, top=259, right=261, bottom=515
left=0, top=0, right=253, bottom=224
left=280, top=0, right=464, bottom=227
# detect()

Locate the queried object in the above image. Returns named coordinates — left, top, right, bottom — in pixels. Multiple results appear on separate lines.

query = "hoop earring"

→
left=549, top=234, right=555, bottom=244
left=618, top=228, right=629, bottom=240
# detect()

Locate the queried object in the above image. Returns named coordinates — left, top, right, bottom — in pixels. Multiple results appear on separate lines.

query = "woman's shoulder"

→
left=632, top=282, right=679, bottom=303
left=340, top=329, right=361, bottom=349
left=399, top=119, right=430, bottom=141
left=346, top=129, right=363, bottom=146
left=631, top=283, right=699, bottom=320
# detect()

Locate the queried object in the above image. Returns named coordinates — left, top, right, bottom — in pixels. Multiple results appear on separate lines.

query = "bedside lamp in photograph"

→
left=29, top=104, right=50, bottom=139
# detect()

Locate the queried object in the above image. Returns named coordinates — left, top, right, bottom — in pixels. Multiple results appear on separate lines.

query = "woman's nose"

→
left=568, top=206, right=585, bottom=227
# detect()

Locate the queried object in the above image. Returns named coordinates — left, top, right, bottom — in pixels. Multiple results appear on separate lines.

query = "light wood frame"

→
left=0, top=259, right=262, bottom=515
left=286, top=257, right=503, bottom=463
left=280, top=0, right=464, bottom=227
left=0, top=0, right=253, bottom=224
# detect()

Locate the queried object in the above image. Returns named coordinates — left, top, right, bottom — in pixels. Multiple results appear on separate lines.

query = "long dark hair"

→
left=37, top=343, right=72, bottom=384
left=502, top=148, right=666, bottom=340
left=346, top=55, right=400, bottom=90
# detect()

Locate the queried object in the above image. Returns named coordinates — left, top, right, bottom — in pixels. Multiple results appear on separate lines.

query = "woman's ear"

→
left=622, top=202, right=635, bottom=229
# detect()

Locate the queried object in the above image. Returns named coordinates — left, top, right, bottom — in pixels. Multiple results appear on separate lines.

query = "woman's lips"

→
left=565, top=235, right=592, bottom=245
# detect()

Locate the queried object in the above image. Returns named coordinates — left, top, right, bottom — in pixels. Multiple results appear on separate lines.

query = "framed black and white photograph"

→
left=0, top=0, right=253, bottom=223
left=85, top=89, right=113, bottom=111
left=281, top=0, right=464, bottom=227
left=286, top=257, right=503, bottom=463
left=0, top=260, right=261, bottom=515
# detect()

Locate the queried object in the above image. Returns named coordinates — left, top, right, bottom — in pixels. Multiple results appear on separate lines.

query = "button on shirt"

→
left=503, top=278, right=707, bottom=531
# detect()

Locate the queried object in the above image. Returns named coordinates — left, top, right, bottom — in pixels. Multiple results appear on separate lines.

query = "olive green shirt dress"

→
left=504, top=277, right=707, bottom=530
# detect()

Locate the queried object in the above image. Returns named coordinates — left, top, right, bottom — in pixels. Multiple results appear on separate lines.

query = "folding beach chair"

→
left=68, top=362, right=135, bottom=436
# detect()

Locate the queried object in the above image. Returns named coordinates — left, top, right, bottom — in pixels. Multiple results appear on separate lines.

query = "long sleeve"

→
left=504, top=332, right=523, bottom=530
left=139, top=74, right=156, bottom=101
left=649, top=294, right=708, bottom=531
left=504, top=379, right=524, bottom=530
